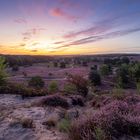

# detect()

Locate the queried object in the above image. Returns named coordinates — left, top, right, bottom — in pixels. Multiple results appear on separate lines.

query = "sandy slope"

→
left=0, top=94, right=66, bottom=140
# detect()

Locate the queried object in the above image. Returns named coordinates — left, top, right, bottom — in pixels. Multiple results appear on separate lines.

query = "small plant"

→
left=57, top=118, right=71, bottom=133
left=95, top=127, right=106, bottom=140
left=48, top=81, right=59, bottom=93
left=21, top=118, right=34, bottom=128
left=63, top=83, right=77, bottom=94
left=112, top=87, right=124, bottom=100
left=28, top=76, right=45, bottom=89
left=42, top=119, right=56, bottom=129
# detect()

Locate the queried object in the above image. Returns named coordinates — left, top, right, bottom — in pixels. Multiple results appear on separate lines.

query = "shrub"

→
left=137, top=82, right=140, bottom=94
left=89, top=70, right=101, bottom=86
left=70, top=95, right=84, bottom=106
left=60, top=61, right=66, bottom=68
left=42, top=95, right=69, bottom=108
left=0, top=56, right=7, bottom=86
left=95, top=127, right=107, bottom=140
left=57, top=118, right=71, bottom=133
left=21, top=118, right=34, bottom=128
left=69, top=98, right=140, bottom=140
left=67, top=74, right=88, bottom=97
left=28, top=76, right=45, bottom=89
left=42, top=119, right=56, bottom=129
left=48, top=81, right=59, bottom=93
left=0, top=83, right=47, bottom=97
left=111, top=88, right=124, bottom=100
left=63, top=83, right=77, bottom=94
left=116, top=64, right=129, bottom=88
left=12, top=65, right=19, bottom=71
left=100, top=64, right=110, bottom=76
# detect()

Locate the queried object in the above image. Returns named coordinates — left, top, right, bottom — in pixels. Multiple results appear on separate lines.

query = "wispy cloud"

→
left=56, top=27, right=140, bottom=49
left=49, top=8, right=79, bottom=20
left=14, top=18, right=27, bottom=24
left=22, top=27, right=46, bottom=41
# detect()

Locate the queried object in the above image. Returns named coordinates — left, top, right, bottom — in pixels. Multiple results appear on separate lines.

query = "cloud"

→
left=14, top=18, right=27, bottom=24
left=53, top=41, right=65, bottom=44
left=63, top=7, right=140, bottom=39
left=56, top=27, right=140, bottom=49
left=22, top=27, right=46, bottom=41
left=30, top=50, right=38, bottom=52
left=49, top=8, right=79, bottom=20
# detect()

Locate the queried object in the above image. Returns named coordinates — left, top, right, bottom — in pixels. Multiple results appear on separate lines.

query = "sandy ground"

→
left=0, top=94, right=67, bottom=140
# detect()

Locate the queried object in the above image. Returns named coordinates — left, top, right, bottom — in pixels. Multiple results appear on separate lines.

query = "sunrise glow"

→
left=0, top=0, right=140, bottom=55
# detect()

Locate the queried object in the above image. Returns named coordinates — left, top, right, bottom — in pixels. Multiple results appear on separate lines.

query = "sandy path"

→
left=0, top=94, right=66, bottom=140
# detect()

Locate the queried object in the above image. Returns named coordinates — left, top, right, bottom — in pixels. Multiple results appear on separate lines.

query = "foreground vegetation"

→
left=0, top=54, right=140, bottom=140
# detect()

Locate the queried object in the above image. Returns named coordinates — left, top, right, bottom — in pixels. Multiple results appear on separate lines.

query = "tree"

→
left=12, top=65, right=19, bottom=71
left=100, top=64, right=110, bottom=76
left=60, top=62, right=66, bottom=68
left=116, top=64, right=129, bottom=88
left=28, top=76, right=45, bottom=88
left=90, top=65, right=97, bottom=71
left=48, top=81, right=59, bottom=93
left=0, top=56, right=7, bottom=86
left=89, top=70, right=101, bottom=86
left=121, top=56, right=130, bottom=64
left=136, top=82, right=140, bottom=94
left=53, top=62, right=58, bottom=67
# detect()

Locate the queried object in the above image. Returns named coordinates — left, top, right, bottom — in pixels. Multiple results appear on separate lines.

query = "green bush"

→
left=63, top=83, right=77, bottom=94
left=116, top=64, right=129, bottom=88
left=0, top=83, right=47, bottom=97
left=100, top=64, right=110, bottom=76
left=28, top=76, right=45, bottom=89
left=0, top=56, right=7, bottom=86
left=137, top=82, right=140, bottom=94
left=48, top=81, right=59, bottom=93
left=57, top=118, right=71, bottom=133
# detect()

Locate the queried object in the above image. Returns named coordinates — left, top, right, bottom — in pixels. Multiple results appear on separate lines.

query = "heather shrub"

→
left=69, top=97, right=140, bottom=140
left=70, top=95, right=84, bottom=106
left=57, top=118, right=71, bottom=132
left=28, top=76, right=45, bottom=89
left=48, top=81, right=59, bottom=93
left=42, top=95, right=69, bottom=108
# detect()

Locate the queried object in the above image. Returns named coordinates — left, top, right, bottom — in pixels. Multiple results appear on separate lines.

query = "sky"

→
left=0, top=0, right=140, bottom=55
